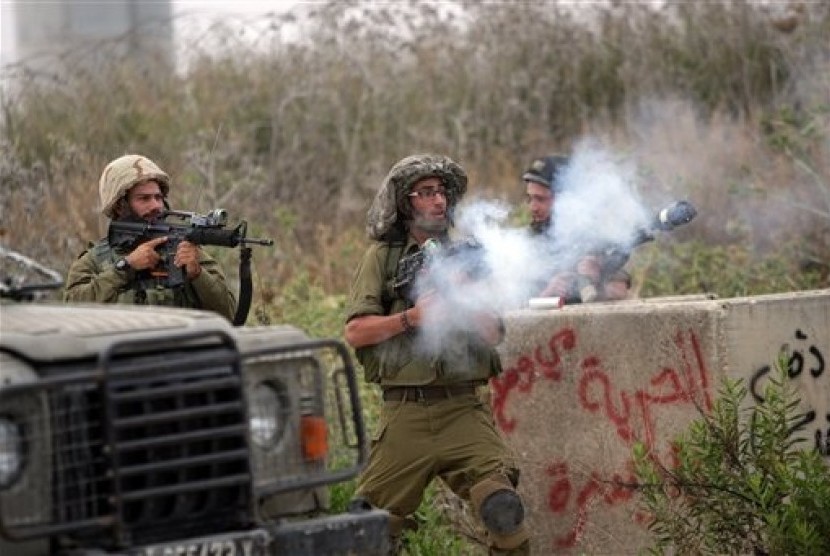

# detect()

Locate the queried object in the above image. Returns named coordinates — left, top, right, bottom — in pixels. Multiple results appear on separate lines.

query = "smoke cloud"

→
left=412, top=139, right=655, bottom=358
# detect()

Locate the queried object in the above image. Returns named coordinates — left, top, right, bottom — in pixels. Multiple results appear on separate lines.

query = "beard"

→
left=114, top=202, right=163, bottom=223
left=114, top=206, right=142, bottom=223
left=530, top=216, right=552, bottom=235
left=410, top=214, right=449, bottom=235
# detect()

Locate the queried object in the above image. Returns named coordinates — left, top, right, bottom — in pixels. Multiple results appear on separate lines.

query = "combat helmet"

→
left=99, top=154, right=170, bottom=218
left=366, top=154, right=468, bottom=241
left=522, top=155, right=569, bottom=192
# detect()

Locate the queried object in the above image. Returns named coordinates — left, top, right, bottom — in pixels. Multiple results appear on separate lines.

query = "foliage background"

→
left=2, top=1, right=829, bottom=554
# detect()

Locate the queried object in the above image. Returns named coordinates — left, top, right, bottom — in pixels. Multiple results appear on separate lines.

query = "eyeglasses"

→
left=408, top=187, right=448, bottom=200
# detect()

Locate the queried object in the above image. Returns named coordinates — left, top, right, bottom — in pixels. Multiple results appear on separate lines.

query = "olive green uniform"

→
left=346, top=238, right=529, bottom=553
left=64, top=239, right=237, bottom=322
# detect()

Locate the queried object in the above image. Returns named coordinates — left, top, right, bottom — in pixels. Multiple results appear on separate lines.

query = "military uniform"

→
left=63, top=154, right=237, bottom=322
left=65, top=240, right=237, bottom=321
left=346, top=154, right=529, bottom=555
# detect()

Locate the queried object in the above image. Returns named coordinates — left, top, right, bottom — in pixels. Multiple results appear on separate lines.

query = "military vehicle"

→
left=0, top=246, right=388, bottom=555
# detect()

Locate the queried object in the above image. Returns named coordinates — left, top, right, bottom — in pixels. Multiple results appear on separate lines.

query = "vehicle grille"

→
left=1, top=333, right=253, bottom=548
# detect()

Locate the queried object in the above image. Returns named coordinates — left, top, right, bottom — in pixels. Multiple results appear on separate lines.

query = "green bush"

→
left=633, top=356, right=830, bottom=555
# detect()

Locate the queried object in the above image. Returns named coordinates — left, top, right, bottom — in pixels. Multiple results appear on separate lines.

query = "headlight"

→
left=249, top=382, right=283, bottom=448
left=0, top=417, right=23, bottom=487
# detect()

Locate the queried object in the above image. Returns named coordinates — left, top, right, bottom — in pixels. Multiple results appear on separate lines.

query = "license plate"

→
left=137, top=529, right=269, bottom=556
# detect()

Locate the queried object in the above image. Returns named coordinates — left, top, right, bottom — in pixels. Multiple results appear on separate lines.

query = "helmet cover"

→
left=366, top=154, right=467, bottom=240
left=99, top=154, right=170, bottom=218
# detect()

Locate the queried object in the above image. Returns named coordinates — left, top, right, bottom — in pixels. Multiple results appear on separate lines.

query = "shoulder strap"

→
left=380, top=241, right=406, bottom=315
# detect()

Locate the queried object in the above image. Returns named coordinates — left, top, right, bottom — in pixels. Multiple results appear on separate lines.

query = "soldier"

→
left=64, top=154, right=237, bottom=320
left=523, top=154, right=630, bottom=302
left=344, top=154, right=530, bottom=555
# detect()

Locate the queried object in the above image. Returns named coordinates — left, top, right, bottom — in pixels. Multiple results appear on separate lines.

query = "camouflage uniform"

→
left=63, top=155, right=237, bottom=321
left=64, top=241, right=236, bottom=320
left=346, top=154, right=530, bottom=555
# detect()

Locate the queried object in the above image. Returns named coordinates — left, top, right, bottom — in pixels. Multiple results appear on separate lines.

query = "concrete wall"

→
left=496, top=290, right=830, bottom=554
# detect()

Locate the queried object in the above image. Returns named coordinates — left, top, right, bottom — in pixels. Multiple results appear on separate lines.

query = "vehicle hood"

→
left=0, top=302, right=232, bottom=363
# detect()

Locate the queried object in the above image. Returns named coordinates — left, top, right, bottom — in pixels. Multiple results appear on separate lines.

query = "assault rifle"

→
left=391, top=237, right=489, bottom=303
left=562, top=200, right=697, bottom=303
left=108, top=209, right=273, bottom=325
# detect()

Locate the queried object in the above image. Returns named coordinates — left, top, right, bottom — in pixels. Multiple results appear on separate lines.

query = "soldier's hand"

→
left=126, top=237, right=166, bottom=271
left=575, top=255, right=601, bottom=283
left=603, top=278, right=630, bottom=301
left=408, top=290, right=443, bottom=328
left=175, top=240, right=202, bottom=279
left=539, top=272, right=576, bottom=298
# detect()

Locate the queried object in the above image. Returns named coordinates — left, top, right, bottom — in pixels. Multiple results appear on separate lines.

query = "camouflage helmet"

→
left=99, top=154, right=170, bottom=218
left=366, top=154, right=467, bottom=240
left=522, top=154, right=569, bottom=192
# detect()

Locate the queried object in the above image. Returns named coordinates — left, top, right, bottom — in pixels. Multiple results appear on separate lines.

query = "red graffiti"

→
left=546, top=459, right=638, bottom=549
left=491, top=329, right=576, bottom=432
left=495, top=326, right=714, bottom=549
left=579, top=355, right=635, bottom=441
left=580, top=329, right=712, bottom=452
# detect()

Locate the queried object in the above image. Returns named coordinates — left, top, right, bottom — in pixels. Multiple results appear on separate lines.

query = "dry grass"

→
left=2, top=3, right=828, bottom=554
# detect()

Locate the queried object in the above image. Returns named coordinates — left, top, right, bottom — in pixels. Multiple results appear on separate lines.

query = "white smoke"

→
left=550, top=139, right=652, bottom=271
left=412, top=139, right=654, bottom=357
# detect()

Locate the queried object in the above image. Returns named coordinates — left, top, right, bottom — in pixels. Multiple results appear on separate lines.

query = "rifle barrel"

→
left=244, top=238, right=275, bottom=246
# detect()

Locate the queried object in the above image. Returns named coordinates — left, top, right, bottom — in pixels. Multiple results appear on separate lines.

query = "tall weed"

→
left=633, top=357, right=830, bottom=554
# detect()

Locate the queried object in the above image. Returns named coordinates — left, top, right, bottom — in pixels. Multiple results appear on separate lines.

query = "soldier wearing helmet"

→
left=63, top=154, right=237, bottom=320
left=345, top=154, right=530, bottom=555
left=523, top=154, right=630, bottom=302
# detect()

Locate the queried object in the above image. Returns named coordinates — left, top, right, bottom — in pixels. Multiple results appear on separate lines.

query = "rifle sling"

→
left=233, top=247, right=253, bottom=326
left=381, top=241, right=407, bottom=315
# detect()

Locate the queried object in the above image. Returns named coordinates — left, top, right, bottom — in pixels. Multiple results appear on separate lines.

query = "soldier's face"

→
left=525, top=181, right=554, bottom=224
left=125, top=180, right=166, bottom=221
left=408, top=176, right=449, bottom=234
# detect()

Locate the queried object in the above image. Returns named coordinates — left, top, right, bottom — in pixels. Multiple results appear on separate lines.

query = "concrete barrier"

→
left=495, top=289, right=830, bottom=554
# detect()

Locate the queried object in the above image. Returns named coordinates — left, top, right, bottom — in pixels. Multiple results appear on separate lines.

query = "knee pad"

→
left=470, top=476, right=529, bottom=549
left=480, top=488, right=524, bottom=535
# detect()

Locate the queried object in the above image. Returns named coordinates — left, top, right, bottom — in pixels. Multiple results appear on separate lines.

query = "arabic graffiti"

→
left=545, top=459, right=651, bottom=549
left=749, top=328, right=829, bottom=456
left=491, top=329, right=575, bottom=433
left=492, top=327, right=713, bottom=549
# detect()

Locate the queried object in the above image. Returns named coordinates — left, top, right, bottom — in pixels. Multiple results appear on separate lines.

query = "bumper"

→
left=269, top=508, right=390, bottom=555
left=131, top=509, right=389, bottom=556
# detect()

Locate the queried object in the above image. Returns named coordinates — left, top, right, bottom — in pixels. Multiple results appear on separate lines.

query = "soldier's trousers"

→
left=356, top=390, right=529, bottom=554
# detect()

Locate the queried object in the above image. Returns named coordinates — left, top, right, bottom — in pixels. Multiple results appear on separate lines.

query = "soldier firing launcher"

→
left=567, top=200, right=697, bottom=303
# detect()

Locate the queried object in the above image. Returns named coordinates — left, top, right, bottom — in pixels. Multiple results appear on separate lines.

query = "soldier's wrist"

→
left=114, top=257, right=134, bottom=281
left=188, top=264, right=202, bottom=280
left=400, top=309, right=415, bottom=334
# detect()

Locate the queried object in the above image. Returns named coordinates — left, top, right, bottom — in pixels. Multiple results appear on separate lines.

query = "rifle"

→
left=108, top=209, right=273, bottom=325
left=563, top=200, right=697, bottom=303
left=391, top=237, right=489, bottom=303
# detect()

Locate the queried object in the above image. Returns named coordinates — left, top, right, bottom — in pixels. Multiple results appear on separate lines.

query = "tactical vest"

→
left=88, top=240, right=201, bottom=308
left=355, top=241, right=502, bottom=387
